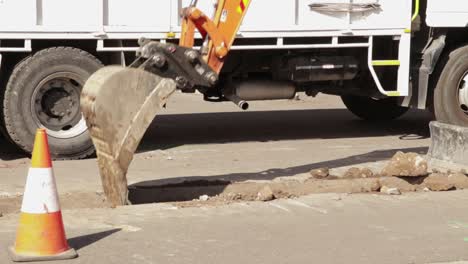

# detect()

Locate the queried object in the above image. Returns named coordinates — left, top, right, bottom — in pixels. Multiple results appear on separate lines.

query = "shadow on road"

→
left=128, top=146, right=429, bottom=204
left=0, top=108, right=432, bottom=161
left=0, top=135, right=26, bottom=161
left=68, top=228, right=121, bottom=251
left=139, top=109, right=432, bottom=152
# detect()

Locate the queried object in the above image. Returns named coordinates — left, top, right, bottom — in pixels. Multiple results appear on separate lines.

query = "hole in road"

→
left=128, top=180, right=231, bottom=205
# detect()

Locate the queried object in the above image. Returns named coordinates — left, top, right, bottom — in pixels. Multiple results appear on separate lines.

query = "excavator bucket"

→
left=78, top=0, right=250, bottom=206
left=81, top=66, right=177, bottom=206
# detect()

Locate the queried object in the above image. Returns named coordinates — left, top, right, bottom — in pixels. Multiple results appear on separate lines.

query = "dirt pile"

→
left=128, top=152, right=468, bottom=208
left=2, top=152, right=467, bottom=212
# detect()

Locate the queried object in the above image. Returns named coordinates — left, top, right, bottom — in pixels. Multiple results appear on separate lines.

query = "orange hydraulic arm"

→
left=180, top=0, right=252, bottom=74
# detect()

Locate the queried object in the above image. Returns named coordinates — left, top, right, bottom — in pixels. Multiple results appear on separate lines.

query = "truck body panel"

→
left=426, top=0, right=468, bottom=27
left=0, top=0, right=411, bottom=37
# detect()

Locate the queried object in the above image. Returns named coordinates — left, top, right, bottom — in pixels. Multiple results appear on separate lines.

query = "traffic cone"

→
left=8, top=128, right=77, bottom=262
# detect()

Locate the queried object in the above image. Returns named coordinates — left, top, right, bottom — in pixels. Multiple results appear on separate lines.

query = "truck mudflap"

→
left=81, top=66, right=177, bottom=206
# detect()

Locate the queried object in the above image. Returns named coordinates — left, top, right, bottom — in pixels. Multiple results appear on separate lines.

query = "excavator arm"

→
left=81, top=0, right=252, bottom=206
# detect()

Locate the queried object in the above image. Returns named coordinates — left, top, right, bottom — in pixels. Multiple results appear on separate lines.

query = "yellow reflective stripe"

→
left=412, top=0, right=420, bottom=21
left=386, top=91, right=401, bottom=97
left=372, top=60, right=401, bottom=66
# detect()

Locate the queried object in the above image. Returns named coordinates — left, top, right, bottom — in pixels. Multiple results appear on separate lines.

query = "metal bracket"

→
left=0, top=39, right=32, bottom=52
left=133, top=39, right=218, bottom=92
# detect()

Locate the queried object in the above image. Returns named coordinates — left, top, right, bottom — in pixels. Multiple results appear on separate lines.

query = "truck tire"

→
left=341, top=95, right=409, bottom=121
left=3, top=47, right=103, bottom=159
left=433, top=45, right=468, bottom=127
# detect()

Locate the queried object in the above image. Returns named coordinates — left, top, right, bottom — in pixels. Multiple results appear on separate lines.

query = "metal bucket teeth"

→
left=81, top=66, right=177, bottom=206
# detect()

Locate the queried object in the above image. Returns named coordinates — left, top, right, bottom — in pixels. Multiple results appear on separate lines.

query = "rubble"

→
left=447, top=173, right=468, bottom=189
left=378, top=177, right=416, bottom=192
left=309, top=168, right=329, bottom=179
left=225, top=193, right=243, bottom=201
left=380, top=186, right=401, bottom=195
left=422, top=174, right=456, bottom=191
left=199, top=195, right=210, bottom=201
left=381, top=152, right=428, bottom=177
left=257, top=186, right=275, bottom=202
left=311, top=178, right=381, bottom=194
left=343, top=167, right=374, bottom=179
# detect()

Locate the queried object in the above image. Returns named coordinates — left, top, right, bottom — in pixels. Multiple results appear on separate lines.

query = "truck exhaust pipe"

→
left=225, top=93, right=250, bottom=110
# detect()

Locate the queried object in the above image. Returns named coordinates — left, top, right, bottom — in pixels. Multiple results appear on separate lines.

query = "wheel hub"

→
left=458, top=71, right=468, bottom=115
left=42, top=88, right=74, bottom=118
left=32, top=72, right=87, bottom=139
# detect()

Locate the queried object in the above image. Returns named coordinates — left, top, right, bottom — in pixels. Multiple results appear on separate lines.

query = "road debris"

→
left=257, top=186, right=275, bottom=201
left=309, top=168, right=329, bottom=179
left=381, top=152, right=428, bottom=177
left=447, top=173, right=468, bottom=189
left=3, top=146, right=468, bottom=213
left=3, top=167, right=468, bottom=213
left=378, top=177, right=416, bottom=192
left=423, top=173, right=456, bottom=191
left=225, top=193, right=243, bottom=201
left=343, top=167, right=374, bottom=179
left=380, top=186, right=401, bottom=195
left=199, top=195, right=210, bottom=201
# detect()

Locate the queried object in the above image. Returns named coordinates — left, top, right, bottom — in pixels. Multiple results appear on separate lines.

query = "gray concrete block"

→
left=428, top=121, right=468, bottom=169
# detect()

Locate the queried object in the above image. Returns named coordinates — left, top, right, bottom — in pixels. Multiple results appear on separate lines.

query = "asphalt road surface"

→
left=0, top=93, right=432, bottom=196
left=3, top=93, right=465, bottom=264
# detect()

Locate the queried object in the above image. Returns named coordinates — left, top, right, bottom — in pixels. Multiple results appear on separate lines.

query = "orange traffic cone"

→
left=8, top=128, right=77, bottom=262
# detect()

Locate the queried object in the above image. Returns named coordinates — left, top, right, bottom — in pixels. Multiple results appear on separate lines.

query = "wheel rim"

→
left=458, top=71, right=468, bottom=116
left=31, top=72, right=87, bottom=139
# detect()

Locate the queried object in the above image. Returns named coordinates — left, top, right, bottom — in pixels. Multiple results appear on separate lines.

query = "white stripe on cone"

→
left=21, top=168, right=61, bottom=214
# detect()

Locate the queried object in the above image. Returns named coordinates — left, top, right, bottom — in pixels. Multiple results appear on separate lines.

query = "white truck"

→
left=0, top=0, right=467, bottom=159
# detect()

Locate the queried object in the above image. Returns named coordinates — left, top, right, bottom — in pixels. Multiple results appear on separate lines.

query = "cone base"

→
left=8, top=246, right=77, bottom=262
